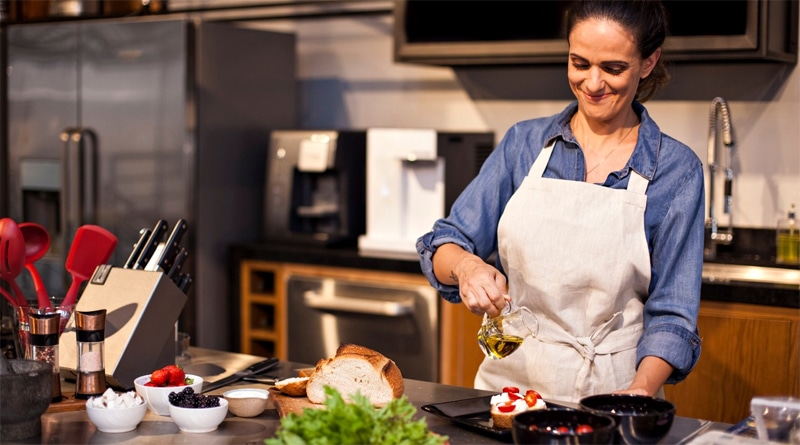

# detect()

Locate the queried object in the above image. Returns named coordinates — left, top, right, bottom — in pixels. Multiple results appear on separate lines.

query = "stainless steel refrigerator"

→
left=5, top=16, right=297, bottom=350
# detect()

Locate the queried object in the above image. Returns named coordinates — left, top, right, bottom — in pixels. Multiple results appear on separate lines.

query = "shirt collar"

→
left=551, top=101, right=660, bottom=181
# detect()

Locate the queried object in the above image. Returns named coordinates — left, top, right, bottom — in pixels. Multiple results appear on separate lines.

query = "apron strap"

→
left=535, top=312, right=643, bottom=360
left=626, top=171, right=649, bottom=194
left=528, top=141, right=556, bottom=178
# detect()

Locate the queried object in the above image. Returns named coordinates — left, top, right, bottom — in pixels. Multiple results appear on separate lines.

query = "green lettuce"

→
left=265, top=386, right=448, bottom=445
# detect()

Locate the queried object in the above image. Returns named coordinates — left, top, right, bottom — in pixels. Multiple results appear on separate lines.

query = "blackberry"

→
left=168, top=386, right=221, bottom=408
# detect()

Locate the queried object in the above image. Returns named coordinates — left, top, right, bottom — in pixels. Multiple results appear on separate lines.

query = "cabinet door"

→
left=664, top=301, right=800, bottom=424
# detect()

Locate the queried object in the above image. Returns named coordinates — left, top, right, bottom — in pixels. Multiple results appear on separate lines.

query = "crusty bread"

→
left=274, top=376, right=309, bottom=397
left=306, top=344, right=404, bottom=407
left=490, top=405, right=515, bottom=429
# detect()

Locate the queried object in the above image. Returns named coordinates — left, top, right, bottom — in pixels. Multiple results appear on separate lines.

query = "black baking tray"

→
left=421, top=395, right=571, bottom=441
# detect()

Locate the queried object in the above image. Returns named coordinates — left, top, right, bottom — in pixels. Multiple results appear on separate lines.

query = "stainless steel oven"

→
left=286, top=273, right=440, bottom=382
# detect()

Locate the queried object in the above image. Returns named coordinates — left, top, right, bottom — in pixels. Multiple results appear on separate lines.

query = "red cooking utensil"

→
left=0, top=217, right=29, bottom=307
left=61, top=225, right=118, bottom=308
left=19, top=222, right=52, bottom=310
left=0, top=286, right=18, bottom=308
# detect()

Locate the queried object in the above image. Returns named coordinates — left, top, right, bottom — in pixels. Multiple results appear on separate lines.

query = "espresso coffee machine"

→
left=264, top=130, right=367, bottom=246
left=358, top=128, right=494, bottom=258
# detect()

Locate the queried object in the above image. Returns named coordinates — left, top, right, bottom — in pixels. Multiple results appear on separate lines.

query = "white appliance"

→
left=358, top=128, right=495, bottom=258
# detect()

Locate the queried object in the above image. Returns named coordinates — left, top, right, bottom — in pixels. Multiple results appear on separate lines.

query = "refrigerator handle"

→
left=60, top=127, right=99, bottom=251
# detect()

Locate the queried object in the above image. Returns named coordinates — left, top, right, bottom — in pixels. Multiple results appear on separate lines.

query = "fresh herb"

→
left=265, top=386, right=448, bottom=445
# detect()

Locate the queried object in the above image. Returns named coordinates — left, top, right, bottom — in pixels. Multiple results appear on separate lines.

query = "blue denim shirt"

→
left=417, top=101, right=703, bottom=383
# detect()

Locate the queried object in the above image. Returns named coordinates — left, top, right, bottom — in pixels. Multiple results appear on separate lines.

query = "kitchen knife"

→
left=201, top=357, right=280, bottom=393
left=153, top=219, right=187, bottom=273
left=123, top=228, right=151, bottom=269
left=133, top=220, right=168, bottom=270
left=166, top=247, right=188, bottom=280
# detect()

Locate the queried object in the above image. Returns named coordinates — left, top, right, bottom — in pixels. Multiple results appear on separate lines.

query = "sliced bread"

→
left=306, top=343, right=404, bottom=407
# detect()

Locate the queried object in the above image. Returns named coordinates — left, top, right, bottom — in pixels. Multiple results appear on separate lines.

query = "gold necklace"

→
left=584, top=121, right=638, bottom=178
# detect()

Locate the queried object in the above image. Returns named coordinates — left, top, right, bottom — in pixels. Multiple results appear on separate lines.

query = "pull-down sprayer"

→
left=705, top=97, right=735, bottom=259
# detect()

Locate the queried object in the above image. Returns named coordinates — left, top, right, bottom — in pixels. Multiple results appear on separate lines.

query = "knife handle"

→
left=133, top=220, right=168, bottom=270
left=156, top=219, right=188, bottom=272
left=177, top=273, right=192, bottom=294
left=123, top=228, right=151, bottom=269
left=167, top=247, right=188, bottom=280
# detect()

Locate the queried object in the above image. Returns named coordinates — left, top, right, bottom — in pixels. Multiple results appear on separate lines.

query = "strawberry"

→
left=502, top=386, right=520, bottom=394
left=165, top=365, right=186, bottom=386
left=150, top=368, right=169, bottom=387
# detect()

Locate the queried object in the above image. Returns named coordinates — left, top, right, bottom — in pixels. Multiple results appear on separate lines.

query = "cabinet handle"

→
left=303, top=290, right=415, bottom=316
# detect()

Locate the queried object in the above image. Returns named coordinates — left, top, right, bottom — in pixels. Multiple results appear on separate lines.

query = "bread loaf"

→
left=274, top=376, right=309, bottom=397
left=306, top=344, right=404, bottom=407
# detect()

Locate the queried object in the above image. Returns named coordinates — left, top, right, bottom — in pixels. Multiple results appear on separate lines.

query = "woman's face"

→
left=567, top=18, right=659, bottom=124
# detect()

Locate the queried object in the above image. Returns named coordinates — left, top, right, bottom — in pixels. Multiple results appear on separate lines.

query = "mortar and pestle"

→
left=0, top=356, right=53, bottom=440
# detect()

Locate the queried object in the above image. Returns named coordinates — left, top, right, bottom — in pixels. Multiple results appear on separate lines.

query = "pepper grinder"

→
left=29, top=311, right=62, bottom=402
left=74, top=309, right=107, bottom=399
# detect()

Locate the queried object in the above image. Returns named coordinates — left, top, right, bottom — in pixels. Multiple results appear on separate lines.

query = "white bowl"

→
left=168, top=398, right=229, bottom=433
left=133, top=374, right=203, bottom=416
left=85, top=399, right=147, bottom=433
left=223, top=388, right=269, bottom=417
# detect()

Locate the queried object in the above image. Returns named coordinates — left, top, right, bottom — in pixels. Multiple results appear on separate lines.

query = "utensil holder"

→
left=59, top=266, right=187, bottom=389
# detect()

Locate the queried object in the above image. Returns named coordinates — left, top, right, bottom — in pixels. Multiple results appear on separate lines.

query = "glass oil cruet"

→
left=74, top=309, right=107, bottom=399
left=29, top=311, right=62, bottom=402
left=477, top=299, right=538, bottom=360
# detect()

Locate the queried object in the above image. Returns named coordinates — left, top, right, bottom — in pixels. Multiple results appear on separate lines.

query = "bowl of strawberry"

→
left=512, top=408, right=617, bottom=444
left=133, top=365, right=203, bottom=416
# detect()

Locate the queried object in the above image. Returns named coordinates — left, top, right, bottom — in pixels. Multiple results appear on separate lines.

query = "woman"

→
left=417, top=0, right=703, bottom=403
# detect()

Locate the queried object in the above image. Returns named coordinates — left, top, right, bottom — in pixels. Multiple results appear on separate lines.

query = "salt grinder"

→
left=29, top=311, right=62, bottom=402
left=74, top=309, right=107, bottom=399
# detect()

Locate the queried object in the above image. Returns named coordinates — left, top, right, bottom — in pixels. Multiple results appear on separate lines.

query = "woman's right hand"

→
left=432, top=244, right=509, bottom=316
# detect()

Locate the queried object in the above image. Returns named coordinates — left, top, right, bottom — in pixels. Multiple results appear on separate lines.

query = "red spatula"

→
left=61, top=225, right=118, bottom=308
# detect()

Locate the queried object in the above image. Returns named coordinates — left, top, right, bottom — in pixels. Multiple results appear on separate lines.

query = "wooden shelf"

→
left=239, top=260, right=287, bottom=360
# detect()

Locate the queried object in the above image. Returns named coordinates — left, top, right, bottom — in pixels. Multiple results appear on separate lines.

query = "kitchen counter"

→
left=231, top=242, right=799, bottom=308
left=6, top=347, right=732, bottom=444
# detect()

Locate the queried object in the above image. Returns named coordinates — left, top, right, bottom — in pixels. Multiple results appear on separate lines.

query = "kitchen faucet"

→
left=705, top=97, right=735, bottom=259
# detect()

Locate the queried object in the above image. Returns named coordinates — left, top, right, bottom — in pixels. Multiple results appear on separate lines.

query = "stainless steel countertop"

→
left=703, top=262, right=800, bottom=288
left=6, top=347, right=731, bottom=444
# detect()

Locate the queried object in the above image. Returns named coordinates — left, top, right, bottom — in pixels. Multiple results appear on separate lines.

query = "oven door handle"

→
left=303, top=291, right=415, bottom=316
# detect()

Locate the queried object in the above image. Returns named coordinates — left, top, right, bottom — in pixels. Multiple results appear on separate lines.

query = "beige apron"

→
left=474, top=141, right=652, bottom=403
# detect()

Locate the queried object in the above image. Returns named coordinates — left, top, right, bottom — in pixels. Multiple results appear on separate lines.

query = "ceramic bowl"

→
left=579, top=394, right=675, bottom=444
left=512, top=408, right=617, bottom=445
left=133, top=374, right=203, bottom=416
left=85, top=398, right=147, bottom=433
left=168, top=398, right=229, bottom=433
left=223, top=388, right=269, bottom=417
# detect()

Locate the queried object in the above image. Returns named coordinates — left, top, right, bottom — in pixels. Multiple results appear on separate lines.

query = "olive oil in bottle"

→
left=480, top=333, right=524, bottom=359
left=776, top=204, right=799, bottom=265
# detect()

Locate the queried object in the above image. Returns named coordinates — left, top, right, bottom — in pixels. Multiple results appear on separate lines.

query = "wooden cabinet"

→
left=664, top=300, right=800, bottom=424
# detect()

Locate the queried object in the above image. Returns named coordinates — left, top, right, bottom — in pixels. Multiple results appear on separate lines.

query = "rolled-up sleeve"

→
left=637, top=145, right=705, bottom=383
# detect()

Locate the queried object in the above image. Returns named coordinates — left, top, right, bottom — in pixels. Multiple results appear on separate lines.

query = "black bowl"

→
left=512, top=408, right=617, bottom=444
left=579, top=394, right=675, bottom=444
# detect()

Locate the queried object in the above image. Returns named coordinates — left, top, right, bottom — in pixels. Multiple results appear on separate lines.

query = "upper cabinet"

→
left=394, top=0, right=799, bottom=66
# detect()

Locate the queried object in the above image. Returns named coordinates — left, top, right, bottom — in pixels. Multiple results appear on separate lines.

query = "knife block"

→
left=59, top=266, right=187, bottom=390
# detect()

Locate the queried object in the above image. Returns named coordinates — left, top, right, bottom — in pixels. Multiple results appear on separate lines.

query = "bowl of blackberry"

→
left=167, top=387, right=229, bottom=433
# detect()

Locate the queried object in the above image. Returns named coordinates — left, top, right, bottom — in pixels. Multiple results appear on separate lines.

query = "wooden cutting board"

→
left=46, top=393, right=88, bottom=413
left=269, top=387, right=325, bottom=417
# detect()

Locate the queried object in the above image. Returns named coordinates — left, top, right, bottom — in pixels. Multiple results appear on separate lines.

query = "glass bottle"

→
left=29, top=311, right=62, bottom=402
left=74, top=309, right=107, bottom=399
left=776, top=203, right=799, bottom=265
